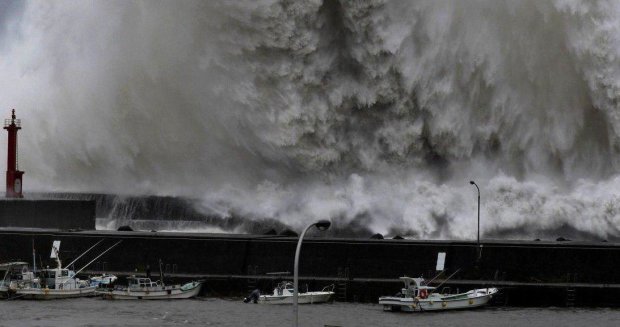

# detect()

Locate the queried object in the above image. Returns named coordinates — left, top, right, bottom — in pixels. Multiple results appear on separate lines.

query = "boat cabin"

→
left=128, top=277, right=160, bottom=289
left=1, top=262, right=32, bottom=281
left=273, top=281, right=295, bottom=296
left=399, top=277, right=436, bottom=298
left=1, top=262, right=34, bottom=289
left=39, top=268, right=78, bottom=289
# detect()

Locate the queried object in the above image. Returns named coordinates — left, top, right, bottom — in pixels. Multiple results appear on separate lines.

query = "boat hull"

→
left=0, top=286, right=11, bottom=299
left=98, top=281, right=202, bottom=300
left=15, top=286, right=97, bottom=300
left=379, top=288, right=498, bottom=312
left=259, top=291, right=334, bottom=304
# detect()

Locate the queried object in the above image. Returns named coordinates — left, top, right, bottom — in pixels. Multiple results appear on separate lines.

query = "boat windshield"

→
left=277, top=281, right=294, bottom=290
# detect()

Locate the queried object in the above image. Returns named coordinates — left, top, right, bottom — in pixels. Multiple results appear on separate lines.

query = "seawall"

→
left=0, top=228, right=618, bottom=306
left=0, top=199, right=95, bottom=230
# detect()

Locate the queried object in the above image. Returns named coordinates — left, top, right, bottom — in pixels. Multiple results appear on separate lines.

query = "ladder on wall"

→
left=247, top=265, right=258, bottom=293
left=565, top=272, right=577, bottom=307
left=337, top=267, right=349, bottom=302
left=565, top=288, right=576, bottom=307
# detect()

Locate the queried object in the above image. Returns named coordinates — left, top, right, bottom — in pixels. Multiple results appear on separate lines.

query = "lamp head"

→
left=470, top=181, right=475, bottom=185
left=315, top=220, right=331, bottom=231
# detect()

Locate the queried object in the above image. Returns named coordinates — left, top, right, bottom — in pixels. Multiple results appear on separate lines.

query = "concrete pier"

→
left=0, top=199, right=95, bottom=230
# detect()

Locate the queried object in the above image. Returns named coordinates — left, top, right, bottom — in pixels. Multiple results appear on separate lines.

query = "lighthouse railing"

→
left=4, top=119, right=21, bottom=128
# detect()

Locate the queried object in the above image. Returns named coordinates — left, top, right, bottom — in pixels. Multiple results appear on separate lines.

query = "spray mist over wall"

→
left=1, top=0, right=620, bottom=240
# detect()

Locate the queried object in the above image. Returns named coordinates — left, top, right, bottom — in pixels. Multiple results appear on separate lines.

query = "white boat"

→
left=15, top=267, right=97, bottom=300
left=89, top=274, right=118, bottom=287
left=379, top=277, right=498, bottom=312
left=98, top=276, right=202, bottom=300
left=256, top=281, right=335, bottom=304
left=13, top=239, right=120, bottom=300
left=0, top=262, right=34, bottom=298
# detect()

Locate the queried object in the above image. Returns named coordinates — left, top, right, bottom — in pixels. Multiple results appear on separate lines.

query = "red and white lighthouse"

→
left=4, top=109, right=24, bottom=198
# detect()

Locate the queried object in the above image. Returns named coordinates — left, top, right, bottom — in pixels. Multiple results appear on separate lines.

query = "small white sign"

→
left=50, top=240, right=61, bottom=258
left=436, top=252, right=446, bottom=271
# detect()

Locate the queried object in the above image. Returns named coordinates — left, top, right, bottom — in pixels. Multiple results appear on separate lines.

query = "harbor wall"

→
left=0, top=229, right=618, bottom=306
left=0, top=200, right=96, bottom=230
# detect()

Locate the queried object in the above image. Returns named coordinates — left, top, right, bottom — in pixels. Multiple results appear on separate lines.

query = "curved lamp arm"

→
left=293, top=220, right=331, bottom=327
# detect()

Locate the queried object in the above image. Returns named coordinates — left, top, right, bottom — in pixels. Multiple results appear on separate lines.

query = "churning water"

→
left=0, top=298, right=619, bottom=327
left=2, top=1, right=620, bottom=240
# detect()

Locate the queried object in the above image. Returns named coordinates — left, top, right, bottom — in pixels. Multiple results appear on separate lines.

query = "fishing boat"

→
left=0, top=261, right=34, bottom=298
left=89, top=274, right=118, bottom=288
left=15, top=266, right=97, bottom=300
left=14, top=239, right=122, bottom=300
left=97, top=276, right=202, bottom=300
left=249, top=281, right=335, bottom=304
left=379, top=277, right=498, bottom=312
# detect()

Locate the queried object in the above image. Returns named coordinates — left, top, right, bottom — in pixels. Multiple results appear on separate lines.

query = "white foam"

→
left=2, top=1, right=620, bottom=239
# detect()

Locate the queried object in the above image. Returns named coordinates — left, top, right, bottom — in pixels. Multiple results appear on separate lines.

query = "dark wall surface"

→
left=0, top=200, right=95, bottom=230
left=0, top=229, right=617, bottom=284
left=2, top=229, right=619, bottom=305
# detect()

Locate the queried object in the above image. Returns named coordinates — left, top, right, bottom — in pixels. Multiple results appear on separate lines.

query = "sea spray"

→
left=1, top=0, right=620, bottom=239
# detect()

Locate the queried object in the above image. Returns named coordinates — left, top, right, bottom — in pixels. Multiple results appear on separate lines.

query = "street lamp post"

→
left=469, top=181, right=481, bottom=252
left=293, top=219, right=331, bottom=327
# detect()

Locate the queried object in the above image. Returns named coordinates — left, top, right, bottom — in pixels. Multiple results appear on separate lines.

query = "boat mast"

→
left=72, top=240, right=122, bottom=276
left=65, top=239, right=104, bottom=269
left=158, top=259, right=165, bottom=286
left=57, top=240, right=122, bottom=288
left=32, top=238, right=36, bottom=274
left=429, top=268, right=461, bottom=295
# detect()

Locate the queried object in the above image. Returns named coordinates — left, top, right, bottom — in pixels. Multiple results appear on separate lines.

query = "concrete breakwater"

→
left=0, top=199, right=95, bottom=230
left=0, top=228, right=618, bottom=306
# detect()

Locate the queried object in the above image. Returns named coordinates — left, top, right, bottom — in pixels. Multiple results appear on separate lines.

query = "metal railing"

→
left=4, top=119, right=21, bottom=128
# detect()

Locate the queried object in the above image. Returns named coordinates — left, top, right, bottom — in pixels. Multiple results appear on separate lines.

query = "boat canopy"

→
left=399, top=276, right=437, bottom=291
left=399, top=277, right=425, bottom=288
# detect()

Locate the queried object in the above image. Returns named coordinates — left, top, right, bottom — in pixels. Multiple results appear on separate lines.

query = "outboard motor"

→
left=243, top=289, right=261, bottom=303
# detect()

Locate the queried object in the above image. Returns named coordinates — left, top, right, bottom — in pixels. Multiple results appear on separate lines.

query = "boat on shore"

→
left=246, top=281, right=335, bottom=304
left=97, top=276, right=202, bottom=300
left=379, top=277, right=498, bottom=312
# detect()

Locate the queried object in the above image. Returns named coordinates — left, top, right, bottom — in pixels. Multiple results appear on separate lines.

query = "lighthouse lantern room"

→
left=4, top=109, right=24, bottom=198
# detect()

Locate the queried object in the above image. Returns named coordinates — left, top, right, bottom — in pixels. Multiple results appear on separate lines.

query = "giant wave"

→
left=1, top=0, right=620, bottom=240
